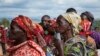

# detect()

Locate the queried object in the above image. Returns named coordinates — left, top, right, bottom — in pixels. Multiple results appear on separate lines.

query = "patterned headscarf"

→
left=61, top=12, right=81, bottom=35
left=11, top=15, right=44, bottom=40
left=8, top=15, right=46, bottom=56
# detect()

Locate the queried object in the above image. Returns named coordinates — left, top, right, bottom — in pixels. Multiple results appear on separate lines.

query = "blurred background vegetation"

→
left=93, top=20, right=100, bottom=28
left=0, top=18, right=10, bottom=27
left=0, top=18, right=100, bottom=29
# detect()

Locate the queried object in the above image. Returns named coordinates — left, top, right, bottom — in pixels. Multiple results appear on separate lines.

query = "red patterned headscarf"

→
left=11, top=15, right=44, bottom=40
left=8, top=15, right=46, bottom=56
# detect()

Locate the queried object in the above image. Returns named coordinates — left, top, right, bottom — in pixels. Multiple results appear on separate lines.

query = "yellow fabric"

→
left=61, top=12, right=81, bottom=35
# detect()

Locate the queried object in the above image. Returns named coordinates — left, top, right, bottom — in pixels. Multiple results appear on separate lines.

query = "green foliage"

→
left=0, top=18, right=10, bottom=27
left=93, top=20, right=100, bottom=28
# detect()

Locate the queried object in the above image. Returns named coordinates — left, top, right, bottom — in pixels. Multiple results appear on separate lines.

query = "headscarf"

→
left=8, top=15, right=46, bottom=56
left=80, top=11, right=94, bottom=24
left=11, top=15, right=44, bottom=40
left=61, top=12, right=81, bottom=35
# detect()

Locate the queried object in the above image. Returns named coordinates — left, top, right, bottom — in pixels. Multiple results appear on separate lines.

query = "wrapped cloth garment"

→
left=79, top=19, right=96, bottom=51
left=80, top=19, right=91, bottom=32
left=0, top=26, right=7, bottom=55
left=10, top=15, right=46, bottom=47
left=8, top=15, right=46, bottom=56
left=11, top=15, right=44, bottom=39
left=64, top=36, right=96, bottom=56
left=80, top=19, right=91, bottom=36
left=0, top=26, right=7, bottom=43
left=44, top=35, right=53, bottom=45
left=8, top=40, right=45, bottom=56
left=90, top=31, right=100, bottom=49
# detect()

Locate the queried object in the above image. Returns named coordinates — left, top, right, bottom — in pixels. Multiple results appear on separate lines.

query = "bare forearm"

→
left=54, top=39, right=64, bottom=56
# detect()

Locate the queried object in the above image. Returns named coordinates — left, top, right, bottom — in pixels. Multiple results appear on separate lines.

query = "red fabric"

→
left=50, top=19, right=57, bottom=28
left=8, top=40, right=45, bottom=56
left=44, top=19, right=56, bottom=45
left=12, top=15, right=44, bottom=40
left=80, top=19, right=91, bottom=36
left=44, top=35, right=53, bottom=45
left=81, top=19, right=91, bottom=32
left=8, top=15, right=46, bottom=56
left=0, top=27, right=7, bottom=43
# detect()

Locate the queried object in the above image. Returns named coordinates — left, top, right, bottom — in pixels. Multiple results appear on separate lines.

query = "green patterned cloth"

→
left=64, top=36, right=96, bottom=56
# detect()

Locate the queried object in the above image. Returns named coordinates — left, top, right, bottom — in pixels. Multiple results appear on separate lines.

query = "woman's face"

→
left=9, top=23, right=26, bottom=41
left=42, top=17, right=50, bottom=26
left=57, top=16, right=70, bottom=33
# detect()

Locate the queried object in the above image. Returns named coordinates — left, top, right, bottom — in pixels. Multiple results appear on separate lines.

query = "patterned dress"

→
left=8, top=40, right=45, bottom=56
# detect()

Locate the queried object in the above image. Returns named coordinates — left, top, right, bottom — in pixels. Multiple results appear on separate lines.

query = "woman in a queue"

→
left=39, top=15, right=57, bottom=56
left=80, top=11, right=96, bottom=48
left=7, top=15, right=46, bottom=56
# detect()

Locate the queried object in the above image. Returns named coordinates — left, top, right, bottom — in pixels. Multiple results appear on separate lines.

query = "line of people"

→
left=0, top=8, right=100, bottom=56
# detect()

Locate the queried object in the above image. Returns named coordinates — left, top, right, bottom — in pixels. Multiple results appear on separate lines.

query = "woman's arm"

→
left=54, top=33, right=64, bottom=56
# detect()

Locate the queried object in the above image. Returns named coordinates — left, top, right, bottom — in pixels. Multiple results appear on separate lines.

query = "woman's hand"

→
left=36, top=33, right=47, bottom=48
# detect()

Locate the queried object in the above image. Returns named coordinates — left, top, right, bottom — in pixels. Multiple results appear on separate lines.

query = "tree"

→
left=92, top=20, right=100, bottom=28
left=0, top=18, right=10, bottom=27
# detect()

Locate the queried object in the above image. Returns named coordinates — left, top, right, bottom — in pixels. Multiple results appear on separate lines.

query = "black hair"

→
left=80, top=11, right=94, bottom=23
left=66, top=8, right=77, bottom=13
left=41, top=15, right=50, bottom=23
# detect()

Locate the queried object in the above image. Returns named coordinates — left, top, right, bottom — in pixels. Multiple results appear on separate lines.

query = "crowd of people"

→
left=0, top=8, right=100, bottom=56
